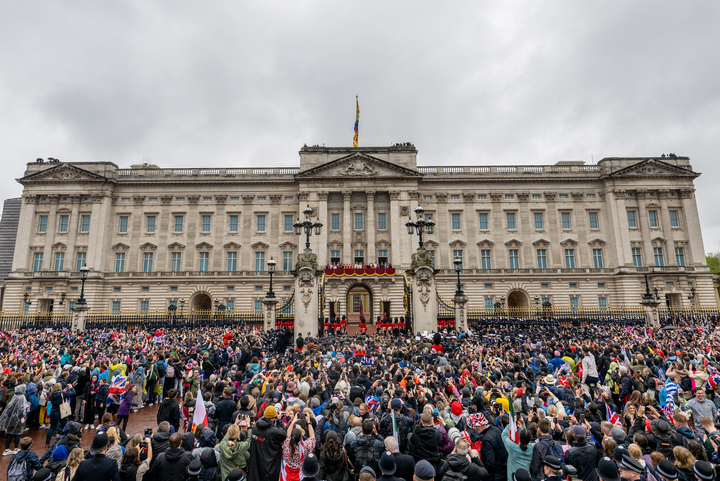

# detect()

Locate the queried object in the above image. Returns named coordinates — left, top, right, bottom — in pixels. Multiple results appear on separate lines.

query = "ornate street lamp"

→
left=688, top=286, right=696, bottom=305
left=266, top=257, right=277, bottom=299
left=294, top=205, right=323, bottom=249
left=453, top=255, right=464, bottom=297
left=76, top=264, right=90, bottom=306
left=405, top=205, right=435, bottom=249
left=179, top=298, right=185, bottom=317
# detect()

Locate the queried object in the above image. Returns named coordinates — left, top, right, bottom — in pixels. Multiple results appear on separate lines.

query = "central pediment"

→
left=295, top=153, right=422, bottom=179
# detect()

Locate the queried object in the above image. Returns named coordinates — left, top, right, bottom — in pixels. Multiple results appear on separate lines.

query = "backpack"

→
left=655, top=434, right=675, bottom=461
left=147, top=365, right=157, bottom=382
left=443, top=468, right=468, bottom=481
left=7, top=455, right=29, bottom=481
left=537, top=440, right=565, bottom=479
left=157, top=364, right=167, bottom=378
left=354, top=441, right=378, bottom=480
left=349, top=386, right=365, bottom=404
left=380, top=414, right=407, bottom=452
left=166, top=365, right=175, bottom=378
left=631, top=375, right=642, bottom=393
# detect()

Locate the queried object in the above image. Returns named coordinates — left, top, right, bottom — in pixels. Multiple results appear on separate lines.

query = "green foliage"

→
left=707, top=252, right=720, bottom=274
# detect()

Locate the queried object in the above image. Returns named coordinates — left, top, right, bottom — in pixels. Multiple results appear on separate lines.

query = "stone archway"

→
left=346, top=284, right=373, bottom=324
left=191, top=292, right=213, bottom=311
left=507, top=290, right=529, bottom=308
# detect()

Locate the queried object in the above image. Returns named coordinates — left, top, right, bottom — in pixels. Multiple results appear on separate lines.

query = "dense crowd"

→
left=1, top=320, right=720, bottom=481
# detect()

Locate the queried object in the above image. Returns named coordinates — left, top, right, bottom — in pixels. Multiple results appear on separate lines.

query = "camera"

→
left=144, top=428, right=153, bottom=437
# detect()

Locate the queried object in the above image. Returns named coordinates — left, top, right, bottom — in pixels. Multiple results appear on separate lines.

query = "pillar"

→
left=343, top=192, right=352, bottom=264
left=636, top=191, right=655, bottom=266
left=294, top=264, right=320, bottom=337
left=680, top=189, right=705, bottom=266
left=263, top=298, right=278, bottom=331
left=454, top=295, right=468, bottom=333
left=658, top=192, right=676, bottom=266
left=390, top=191, right=401, bottom=268
left=318, top=192, right=328, bottom=266
left=71, top=304, right=89, bottom=332
left=366, top=191, right=375, bottom=263
left=408, top=265, right=437, bottom=333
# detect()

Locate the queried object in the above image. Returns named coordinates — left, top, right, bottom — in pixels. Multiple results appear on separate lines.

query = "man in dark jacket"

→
left=437, top=439, right=488, bottom=481
left=385, top=436, right=415, bottom=481
left=156, top=389, right=180, bottom=432
left=215, top=386, right=238, bottom=438
left=151, top=421, right=172, bottom=459
left=410, top=412, right=443, bottom=468
left=530, top=419, right=555, bottom=480
left=151, top=432, right=194, bottom=481
left=247, top=406, right=288, bottom=481
left=72, top=431, right=120, bottom=481
left=564, top=426, right=598, bottom=481
left=476, top=415, right=507, bottom=481
left=350, top=419, right=386, bottom=471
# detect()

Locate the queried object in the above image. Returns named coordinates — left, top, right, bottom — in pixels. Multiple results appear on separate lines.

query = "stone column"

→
left=409, top=265, right=437, bottom=334
left=606, top=190, right=632, bottom=266
left=636, top=191, right=655, bottom=266
left=42, top=197, right=59, bottom=268
left=343, top=192, right=352, bottom=264
left=389, top=191, right=401, bottom=267
left=640, top=298, right=660, bottom=328
left=454, top=295, right=468, bottom=333
left=318, top=192, right=328, bottom=266
left=293, top=248, right=321, bottom=337
left=263, top=298, right=278, bottom=331
left=658, top=191, right=676, bottom=266
left=680, top=189, right=705, bottom=266
left=366, top=191, right=375, bottom=263
left=66, top=196, right=81, bottom=264
left=71, top=304, right=89, bottom=332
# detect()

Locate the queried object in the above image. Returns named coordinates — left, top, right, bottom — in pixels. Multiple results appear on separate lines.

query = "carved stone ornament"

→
left=215, top=195, right=227, bottom=204
left=293, top=248, right=319, bottom=275
left=188, top=195, right=200, bottom=204
left=270, top=195, right=282, bottom=204
left=400, top=206, right=410, bottom=217
left=242, top=195, right=254, bottom=204
left=416, top=269, right=434, bottom=311
left=160, top=195, right=173, bottom=204
left=300, top=287, right=313, bottom=312
left=543, top=192, right=557, bottom=201
left=680, top=189, right=694, bottom=199
left=339, top=159, right=377, bottom=176
left=435, top=193, right=448, bottom=203
left=389, top=191, right=400, bottom=201
left=408, top=191, right=419, bottom=200
left=571, top=192, right=584, bottom=201
left=409, top=247, right=435, bottom=274
left=299, top=270, right=314, bottom=287
left=489, top=193, right=503, bottom=202
left=298, top=192, right=309, bottom=201
left=133, top=195, right=146, bottom=205
left=517, top=193, right=529, bottom=202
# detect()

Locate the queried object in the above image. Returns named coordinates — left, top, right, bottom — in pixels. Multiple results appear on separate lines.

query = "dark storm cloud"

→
left=0, top=1, right=718, bottom=250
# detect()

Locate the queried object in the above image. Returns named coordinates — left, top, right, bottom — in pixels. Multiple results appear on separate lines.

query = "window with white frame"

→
left=38, top=215, right=48, bottom=233
left=284, top=215, right=293, bottom=232
left=451, top=213, right=461, bottom=230
left=570, top=297, right=579, bottom=310
left=54, top=252, right=64, bottom=271
left=669, top=210, right=679, bottom=227
left=174, top=215, right=183, bottom=233
left=675, top=247, right=685, bottom=266
left=481, top=249, right=492, bottom=269
left=330, top=250, right=340, bottom=264
left=171, top=252, right=182, bottom=272
left=76, top=252, right=86, bottom=271
left=378, top=213, right=387, bottom=230
left=508, top=249, right=518, bottom=269
left=255, top=251, right=265, bottom=271
left=534, top=212, right=543, bottom=229
left=256, top=215, right=266, bottom=232
left=654, top=247, right=665, bottom=266
left=354, top=250, right=364, bottom=264
left=80, top=215, right=91, bottom=233
left=229, top=215, right=238, bottom=232
left=115, top=253, right=125, bottom=272
left=143, top=252, right=153, bottom=272
left=199, top=252, right=209, bottom=271
left=283, top=251, right=293, bottom=271
left=59, top=215, right=69, bottom=233
left=565, top=249, right=575, bottom=268
left=378, top=250, right=388, bottom=264
left=354, top=213, right=364, bottom=230
left=33, top=253, right=43, bottom=272
left=561, top=212, right=571, bottom=229
left=453, top=250, right=463, bottom=268
left=588, top=212, right=598, bottom=229
left=331, top=213, right=340, bottom=230
left=227, top=252, right=237, bottom=271
left=649, top=210, right=658, bottom=228
left=506, top=212, right=516, bottom=230
left=593, top=249, right=604, bottom=268
left=119, top=216, right=128, bottom=233
left=598, top=297, right=607, bottom=308
left=537, top=249, right=547, bottom=269
left=202, top=215, right=211, bottom=232
left=146, top=215, right=156, bottom=233
left=627, top=210, right=637, bottom=228
left=478, top=213, right=488, bottom=230
left=632, top=248, right=643, bottom=267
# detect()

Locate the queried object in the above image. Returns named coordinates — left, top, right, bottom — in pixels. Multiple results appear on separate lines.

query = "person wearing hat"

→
left=597, top=457, right=621, bottom=481
left=565, top=424, right=598, bottom=481
left=303, top=452, right=322, bottom=481
left=618, top=454, right=645, bottom=481
left=512, top=469, right=531, bottom=481
left=541, top=456, right=563, bottom=481
left=692, top=461, right=715, bottom=481
left=227, top=468, right=246, bottom=481
left=247, top=405, right=288, bottom=481
left=380, top=398, right=413, bottom=454
left=378, top=451, right=403, bottom=481
left=31, top=468, right=54, bottom=481
left=437, top=438, right=488, bottom=481
left=71, top=431, right=120, bottom=481
left=655, top=460, right=678, bottom=481
left=186, top=458, right=203, bottom=480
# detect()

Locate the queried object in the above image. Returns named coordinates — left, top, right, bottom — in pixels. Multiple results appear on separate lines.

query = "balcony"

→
left=324, top=267, right=396, bottom=277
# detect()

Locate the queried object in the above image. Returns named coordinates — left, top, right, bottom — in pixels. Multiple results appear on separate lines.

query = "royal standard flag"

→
left=353, top=96, right=359, bottom=147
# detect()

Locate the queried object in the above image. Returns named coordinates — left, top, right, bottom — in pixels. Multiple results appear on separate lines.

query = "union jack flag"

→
left=107, top=375, right=126, bottom=405
left=606, top=405, right=622, bottom=427
left=707, top=374, right=720, bottom=389
left=662, top=398, right=675, bottom=426
left=153, top=334, right=166, bottom=344
left=365, top=395, right=379, bottom=411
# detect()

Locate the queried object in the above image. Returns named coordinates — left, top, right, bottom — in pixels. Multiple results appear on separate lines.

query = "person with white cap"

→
left=596, top=457, right=621, bottom=481
left=617, top=455, right=644, bottom=481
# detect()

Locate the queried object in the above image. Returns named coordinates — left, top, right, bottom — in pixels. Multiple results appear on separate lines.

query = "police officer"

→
left=542, top=456, right=563, bottom=481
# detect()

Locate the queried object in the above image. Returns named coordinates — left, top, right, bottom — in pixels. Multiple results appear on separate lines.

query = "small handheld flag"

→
left=191, top=393, right=208, bottom=433
left=607, top=405, right=622, bottom=427
left=353, top=96, right=359, bottom=147
left=508, top=400, right=519, bottom=444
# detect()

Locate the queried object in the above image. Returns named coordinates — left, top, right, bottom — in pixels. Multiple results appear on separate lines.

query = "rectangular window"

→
left=33, top=253, right=43, bottom=272
left=331, top=213, right=340, bottom=230
left=199, top=252, right=209, bottom=271
left=176, top=197, right=185, bottom=202
left=508, top=249, right=518, bottom=269
left=257, top=196, right=266, bottom=201
left=255, top=286, right=263, bottom=291
left=632, top=248, right=643, bottom=267
left=284, top=215, right=293, bottom=232
left=587, top=194, right=596, bottom=199
left=534, top=212, right=543, bottom=229
left=598, top=297, right=607, bottom=308
left=59, top=215, right=69, bottom=233
left=112, top=301, right=121, bottom=313
left=115, top=253, right=125, bottom=272
left=283, top=285, right=291, bottom=291
left=451, top=213, right=461, bottom=230
left=227, top=286, right=234, bottom=291
left=666, top=281, right=674, bottom=288
left=506, top=212, right=516, bottom=230
left=675, top=247, right=685, bottom=266
left=146, top=215, right=156, bottom=233
left=80, top=215, right=90, bottom=233
left=38, top=215, right=48, bottom=233
left=598, top=283, right=606, bottom=289
left=148, top=197, right=157, bottom=202
left=170, top=286, right=178, bottom=292
left=589, top=212, right=598, bottom=229
left=174, top=215, right=183, bottom=233
left=378, top=213, right=387, bottom=230
left=143, top=253, right=153, bottom=272
left=378, top=250, right=388, bottom=264
left=330, top=250, right=340, bottom=264
left=284, top=196, right=293, bottom=201
left=54, top=252, right=64, bottom=271
left=593, top=249, right=604, bottom=268
left=230, top=197, right=239, bottom=201
left=283, top=251, right=293, bottom=271
left=561, top=212, right=571, bottom=229
left=669, top=210, right=679, bottom=227
left=537, top=249, right=547, bottom=269
left=254, top=300, right=263, bottom=312
left=171, top=252, right=182, bottom=272
left=118, top=216, right=128, bottom=233
left=485, top=298, right=494, bottom=309
left=505, top=194, right=514, bottom=200
left=478, top=213, right=488, bottom=230
left=649, top=210, right=658, bottom=228
left=256, top=215, right=266, bottom=232
left=570, top=297, right=579, bottom=310
left=624, top=192, right=634, bottom=197
left=541, top=283, right=549, bottom=289
left=202, top=215, right=211, bottom=232
left=113, top=287, right=121, bottom=293
left=453, top=250, right=463, bottom=269
left=203, top=197, right=212, bottom=202
left=565, top=249, right=575, bottom=268
left=429, top=250, right=435, bottom=266
left=354, top=250, right=364, bottom=264
left=225, top=300, right=234, bottom=313
left=450, top=195, right=460, bottom=200
left=424, top=195, right=433, bottom=200
left=627, top=211, right=637, bottom=228
left=559, top=194, right=568, bottom=199
left=481, top=250, right=492, bottom=269
left=532, top=194, right=541, bottom=199
left=140, top=300, right=149, bottom=312
left=484, top=283, right=492, bottom=289
left=478, top=195, right=487, bottom=200
left=569, top=283, right=577, bottom=289
left=227, top=252, right=237, bottom=271
left=76, top=252, right=86, bottom=271
left=654, top=247, right=665, bottom=266
left=255, top=251, right=265, bottom=271
left=229, top=215, right=238, bottom=232
left=354, top=213, right=364, bottom=230
left=542, top=297, right=550, bottom=305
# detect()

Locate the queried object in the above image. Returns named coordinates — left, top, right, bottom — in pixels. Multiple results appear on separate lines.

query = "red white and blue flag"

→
left=607, top=405, right=622, bottom=427
left=353, top=96, right=359, bottom=147
left=662, top=398, right=675, bottom=426
left=365, top=395, right=379, bottom=411
left=107, top=375, right=127, bottom=404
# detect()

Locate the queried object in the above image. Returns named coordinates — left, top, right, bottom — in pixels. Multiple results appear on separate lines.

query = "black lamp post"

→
left=179, top=298, right=185, bottom=318
left=688, top=287, right=696, bottom=305
left=642, top=273, right=656, bottom=302
left=23, top=292, right=30, bottom=309
left=453, top=255, right=464, bottom=297
left=294, top=205, right=323, bottom=249
left=405, top=205, right=435, bottom=249
left=76, top=264, right=90, bottom=306
left=534, top=295, right=540, bottom=317
left=59, top=292, right=66, bottom=305
left=266, top=257, right=277, bottom=299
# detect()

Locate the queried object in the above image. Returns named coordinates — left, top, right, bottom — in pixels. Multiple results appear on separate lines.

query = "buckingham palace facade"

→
left=3, top=145, right=714, bottom=319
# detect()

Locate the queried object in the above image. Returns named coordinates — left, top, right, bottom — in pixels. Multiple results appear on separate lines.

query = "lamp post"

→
left=294, top=205, right=323, bottom=250
left=641, top=273, right=661, bottom=328
left=76, top=264, right=90, bottom=306
left=688, top=287, right=696, bottom=305
left=179, top=298, right=185, bottom=318
left=405, top=205, right=435, bottom=249
left=453, top=255, right=464, bottom=297
left=534, top=295, right=540, bottom=318
left=267, top=257, right=277, bottom=299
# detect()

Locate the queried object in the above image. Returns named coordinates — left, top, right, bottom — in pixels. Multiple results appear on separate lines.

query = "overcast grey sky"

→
left=1, top=2, right=719, bottom=251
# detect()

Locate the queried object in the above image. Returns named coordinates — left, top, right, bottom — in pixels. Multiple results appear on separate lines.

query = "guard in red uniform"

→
left=324, top=317, right=331, bottom=335
left=359, top=315, right=367, bottom=334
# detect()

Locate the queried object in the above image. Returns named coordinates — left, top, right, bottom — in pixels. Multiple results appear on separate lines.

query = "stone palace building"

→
left=3, top=145, right=714, bottom=321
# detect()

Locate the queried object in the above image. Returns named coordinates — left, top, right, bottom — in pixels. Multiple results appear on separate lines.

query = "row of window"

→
left=467, top=211, right=586, bottom=231
left=107, top=298, right=275, bottom=314
left=37, top=215, right=91, bottom=234
left=627, top=210, right=680, bottom=229
left=632, top=247, right=685, bottom=267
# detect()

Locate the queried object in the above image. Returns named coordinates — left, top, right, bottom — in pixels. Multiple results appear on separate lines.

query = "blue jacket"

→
left=9, top=449, right=43, bottom=479
left=48, top=388, right=76, bottom=421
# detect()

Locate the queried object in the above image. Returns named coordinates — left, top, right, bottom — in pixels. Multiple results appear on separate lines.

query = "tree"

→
left=707, top=252, right=720, bottom=274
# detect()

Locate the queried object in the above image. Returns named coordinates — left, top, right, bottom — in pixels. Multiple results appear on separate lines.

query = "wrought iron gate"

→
left=437, top=291, right=455, bottom=325
left=403, top=273, right=413, bottom=333
left=276, top=288, right=295, bottom=326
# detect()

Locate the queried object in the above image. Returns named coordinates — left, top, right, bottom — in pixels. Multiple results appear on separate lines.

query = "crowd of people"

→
left=0, top=318, right=720, bottom=481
